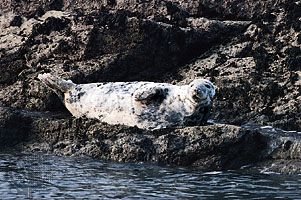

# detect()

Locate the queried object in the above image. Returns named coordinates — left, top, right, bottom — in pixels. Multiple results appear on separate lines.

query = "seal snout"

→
left=195, top=87, right=207, bottom=99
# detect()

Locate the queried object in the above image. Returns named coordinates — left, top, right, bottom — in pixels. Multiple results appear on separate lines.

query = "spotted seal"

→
left=38, top=73, right=216, bottom=130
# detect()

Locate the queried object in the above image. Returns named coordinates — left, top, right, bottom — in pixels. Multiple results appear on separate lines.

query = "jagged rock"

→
left=0, top=9, right=248, bottom=111
left=0, top=0, right=300, bottom=173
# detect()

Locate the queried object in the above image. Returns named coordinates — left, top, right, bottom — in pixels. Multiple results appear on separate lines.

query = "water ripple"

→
left=0, top=153, right=300, bottom=199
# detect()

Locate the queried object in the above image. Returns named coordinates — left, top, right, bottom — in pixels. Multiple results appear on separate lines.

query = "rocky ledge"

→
left=1, top=107, right=301, bottom=174
left=0, top=0, right=300, bottom=173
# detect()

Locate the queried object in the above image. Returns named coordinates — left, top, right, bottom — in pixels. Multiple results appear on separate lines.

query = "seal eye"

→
left=204, top=84, right=211, bottom=89
left=192, top=94, right=199, bottom=101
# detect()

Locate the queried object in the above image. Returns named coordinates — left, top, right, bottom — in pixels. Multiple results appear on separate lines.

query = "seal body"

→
left=38, top=73, right=216, bottom=130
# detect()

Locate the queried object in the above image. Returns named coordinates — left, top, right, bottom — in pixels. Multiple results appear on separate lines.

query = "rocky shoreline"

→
left=0, top=0, right=300, bottom=173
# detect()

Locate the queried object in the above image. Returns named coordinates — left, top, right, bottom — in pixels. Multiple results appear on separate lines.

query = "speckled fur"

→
left=38, top=73, right=216, bottom=130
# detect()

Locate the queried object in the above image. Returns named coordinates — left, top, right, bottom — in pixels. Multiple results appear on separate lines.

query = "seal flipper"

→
left=38, top=73, right=75, bottom=102
left=134, top=86, right=167, bottom=105
left=183, top=105, right=212, bottom=126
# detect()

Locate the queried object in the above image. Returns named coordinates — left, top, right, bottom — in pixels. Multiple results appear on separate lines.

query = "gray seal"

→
left=38, top=73, right=216, bottom=130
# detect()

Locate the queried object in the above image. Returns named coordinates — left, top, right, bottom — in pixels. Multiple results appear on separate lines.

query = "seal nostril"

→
left=204, top=84, right=211, bottom=89
left=192, top=94, right=199, bottom=100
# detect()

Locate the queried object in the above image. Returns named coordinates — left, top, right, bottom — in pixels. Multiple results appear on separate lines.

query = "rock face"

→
left=0, top=0, right=300, bottom=173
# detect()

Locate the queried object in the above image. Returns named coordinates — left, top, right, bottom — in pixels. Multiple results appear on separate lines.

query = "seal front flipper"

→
left=134, top=85, right=167, bottom=105
left=183, top=106, right=211, bottom=126
left=38, top=73, right=76, bottom=102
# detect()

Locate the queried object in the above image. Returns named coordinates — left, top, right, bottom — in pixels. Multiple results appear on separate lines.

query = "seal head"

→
left=188, top=79, right=216, bottom=106
left=181, top=79, right=216, bottom=126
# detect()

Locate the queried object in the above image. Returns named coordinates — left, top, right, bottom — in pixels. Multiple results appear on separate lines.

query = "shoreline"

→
left=1, top=0, right=300, bottom=174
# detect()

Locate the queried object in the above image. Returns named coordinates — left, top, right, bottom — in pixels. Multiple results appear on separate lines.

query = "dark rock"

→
left=46, top=0, right=64, bottom=11
left=259, top=160, right=301, bottom=174
left=297, top=33, right=301, bottom=45
left=1, top=108, right=300, bottom=173
left=107, top=0, right=117, bottom=7
left=9, top=15, right=22, bottom=27
left=0, top=0, right=300, bottom=173
left=0, top=9, right=248, bottom=111
left=31, top=16, right=71, bottom=36
left=0, top=107, right=31, bottom=149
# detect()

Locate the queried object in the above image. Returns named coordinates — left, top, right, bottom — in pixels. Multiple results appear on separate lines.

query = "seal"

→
left=38, top=73, right=216, bottom=130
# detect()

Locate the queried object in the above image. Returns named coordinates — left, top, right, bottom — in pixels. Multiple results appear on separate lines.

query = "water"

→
left=0, top=153, right=301, bottom=199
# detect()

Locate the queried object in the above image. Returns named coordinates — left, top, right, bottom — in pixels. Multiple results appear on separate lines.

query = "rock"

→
left=0, top=9, right=248, bottom=111
left=0, top=107, right=30, bottom=148
left=259, top=160, right=301, bottom=174
left=10, top=15, right=23, bottom=27
left=0, top=108, right=300, bottom=173
left=0, top=0, right=300, bottom=173
left=0, top=108, right=266, bottom=169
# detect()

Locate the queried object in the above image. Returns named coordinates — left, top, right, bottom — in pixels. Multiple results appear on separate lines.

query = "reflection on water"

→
left=0, top=153, right=300, bottom=199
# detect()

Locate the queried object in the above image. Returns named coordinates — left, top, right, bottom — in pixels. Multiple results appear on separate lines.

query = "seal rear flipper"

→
left=134, top=86, right=167, bottom=105
left=38, top=73, right=76, bottom=102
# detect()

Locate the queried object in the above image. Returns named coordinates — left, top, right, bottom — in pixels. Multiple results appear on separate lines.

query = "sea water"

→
left=0, top=153, right=300, bottom=199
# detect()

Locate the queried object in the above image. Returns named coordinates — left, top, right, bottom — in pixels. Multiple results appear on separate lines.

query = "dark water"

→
left=0, top=153, right=300, bottom=199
